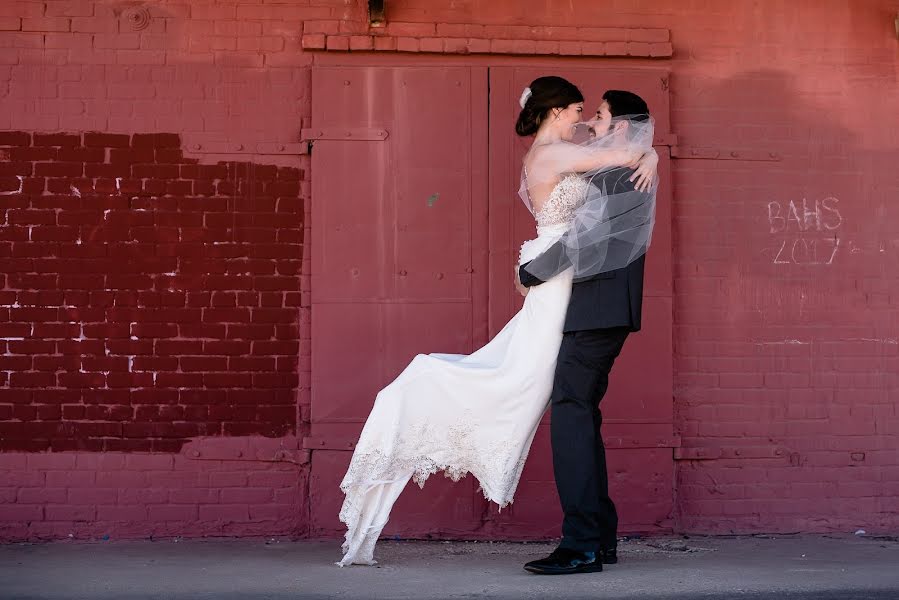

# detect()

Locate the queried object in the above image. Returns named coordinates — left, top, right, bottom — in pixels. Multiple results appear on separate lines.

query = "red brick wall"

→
left=0, top=440, right=304, bottom=540
left=0, top=0, right=318, bottom=539
left=1, top=0, right=898, bottom=539
left=0, top=129, right=309, bottom=539
left=0, top=131, right=302, bottom=453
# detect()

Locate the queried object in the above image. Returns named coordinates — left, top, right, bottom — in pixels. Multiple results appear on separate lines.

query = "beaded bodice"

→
left=534, top=174, right=589, bottom=228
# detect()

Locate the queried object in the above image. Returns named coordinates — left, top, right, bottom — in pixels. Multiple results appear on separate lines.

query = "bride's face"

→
left=549, top=102, right=584, bottom=141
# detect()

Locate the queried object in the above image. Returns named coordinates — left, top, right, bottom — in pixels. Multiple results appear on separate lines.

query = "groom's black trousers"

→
left=550, top=326, right=630, bottom=552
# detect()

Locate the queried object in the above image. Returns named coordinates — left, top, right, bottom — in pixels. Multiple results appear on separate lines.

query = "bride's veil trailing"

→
left=519, top=115, right=658, bottom=281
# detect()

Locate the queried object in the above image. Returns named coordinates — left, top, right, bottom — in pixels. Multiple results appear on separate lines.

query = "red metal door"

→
left=484, top=67, right=675, bottom=537
left=306, top=66, right=490, bottom=537
left=307, top=63, right=674, bottom=540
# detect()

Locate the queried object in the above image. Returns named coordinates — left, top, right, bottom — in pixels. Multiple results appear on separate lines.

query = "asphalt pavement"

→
left=3, top=533, right=899, bottom=599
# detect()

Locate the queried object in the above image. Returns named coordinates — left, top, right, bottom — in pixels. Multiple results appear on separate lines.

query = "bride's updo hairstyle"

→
left=515, top=76, right=584, bottom=137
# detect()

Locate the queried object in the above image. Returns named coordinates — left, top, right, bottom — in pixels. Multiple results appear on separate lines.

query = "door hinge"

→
left=652, top=133, right=678, bottom=148
left=183, top=142, right=309, bottom=156
left=303, top=436, right=358, bottom=451
left=604, top=436, right=681, bottom=449
left=674, top=446, right=788, bottom=461
left=301, top=128, right=389, bottom=141
left=671, top=146, right=781, bottom=161
left=181, top=437, right=311, bottom=464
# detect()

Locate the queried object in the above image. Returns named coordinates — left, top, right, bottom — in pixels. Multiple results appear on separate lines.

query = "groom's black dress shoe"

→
left=601, top=547, right=618, bottom=564
left=523, top=548, right=603, bottom=575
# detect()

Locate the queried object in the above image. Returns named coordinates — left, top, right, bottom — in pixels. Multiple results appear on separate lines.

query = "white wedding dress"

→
left=337, top=175, right=590, bottom=566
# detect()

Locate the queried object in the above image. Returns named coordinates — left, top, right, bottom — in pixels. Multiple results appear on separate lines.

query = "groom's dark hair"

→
left=602, top=90, right=650, bottom=122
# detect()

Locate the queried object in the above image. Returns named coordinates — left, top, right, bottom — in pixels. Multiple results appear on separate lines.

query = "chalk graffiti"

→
left=772, top=236, right=840, bottom=265
left=768, top=197, right=842, bottom=233
left=767, top=197, right=842, bottom=266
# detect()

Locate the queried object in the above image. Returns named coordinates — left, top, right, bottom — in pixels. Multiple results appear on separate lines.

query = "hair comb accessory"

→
left=519, top=87, right=532, bottom=109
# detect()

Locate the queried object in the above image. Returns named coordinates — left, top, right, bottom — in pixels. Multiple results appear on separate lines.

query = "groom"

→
left=518, top=90, right=655, bottom=575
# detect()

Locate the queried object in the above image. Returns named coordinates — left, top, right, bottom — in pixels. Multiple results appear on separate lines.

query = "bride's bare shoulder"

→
left=528, top=140, right=582, bottom=167
left=530, top=140, right=575, bottom=157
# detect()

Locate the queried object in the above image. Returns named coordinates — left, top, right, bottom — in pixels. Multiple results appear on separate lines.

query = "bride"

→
left=337, top=76, right=658, bottom=567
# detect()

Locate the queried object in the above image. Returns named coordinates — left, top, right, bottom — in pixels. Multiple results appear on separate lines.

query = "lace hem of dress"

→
left=340, top=449, right=522, bottom=504
left=336, top=449, right=526, bottom=567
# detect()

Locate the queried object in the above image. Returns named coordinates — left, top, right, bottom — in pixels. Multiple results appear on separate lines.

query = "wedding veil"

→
left=519, top=115, right=658, bottom=282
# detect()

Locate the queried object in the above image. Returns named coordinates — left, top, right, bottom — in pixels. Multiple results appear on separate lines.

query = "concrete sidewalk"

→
left=2, top=534, right=899, bottom=599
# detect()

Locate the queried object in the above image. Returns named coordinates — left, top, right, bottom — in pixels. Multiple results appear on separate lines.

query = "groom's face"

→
left=590, top=100, right=613, bottom=138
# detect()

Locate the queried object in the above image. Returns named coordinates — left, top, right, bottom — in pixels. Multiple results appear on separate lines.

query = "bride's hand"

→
left=628, top=149, right=658, bottom=192
left=618, top=147, right=644, bottom=168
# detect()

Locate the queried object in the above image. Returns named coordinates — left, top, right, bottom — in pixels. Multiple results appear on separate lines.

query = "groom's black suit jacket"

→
left=518, top=167, right=647, bottom=333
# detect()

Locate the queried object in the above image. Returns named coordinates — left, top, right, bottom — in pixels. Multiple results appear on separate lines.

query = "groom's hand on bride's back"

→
left=517, top=261, right=547, bottom=290
left=514, top=264, right=530, bottom=297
